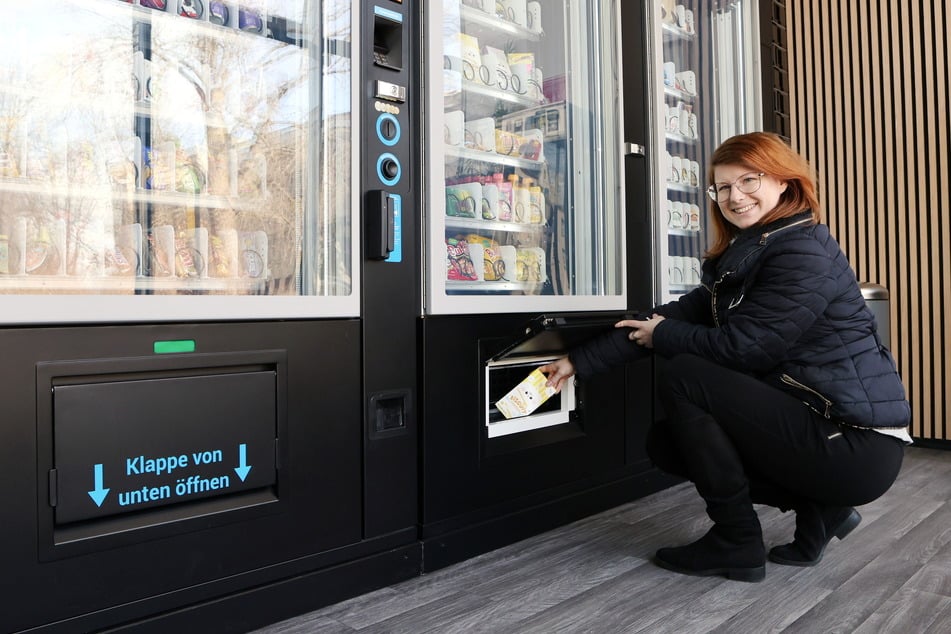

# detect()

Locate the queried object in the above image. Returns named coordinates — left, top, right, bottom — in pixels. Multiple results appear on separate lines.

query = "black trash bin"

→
left=860, top=282, right=890, bottom=349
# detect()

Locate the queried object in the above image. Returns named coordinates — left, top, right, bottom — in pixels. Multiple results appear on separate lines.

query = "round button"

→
left=382, top=158, right=399, bottom=179
left=377, top=153, right=401, bottom=186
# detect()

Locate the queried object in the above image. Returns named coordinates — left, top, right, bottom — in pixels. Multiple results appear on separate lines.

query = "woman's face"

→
left=712, top=163, right=788, bottom=230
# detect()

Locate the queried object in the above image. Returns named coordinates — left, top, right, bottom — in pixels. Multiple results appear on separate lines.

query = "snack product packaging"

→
left=495, top=368, right=557, bottom=419
left=446, top=237, right=479, bottom=281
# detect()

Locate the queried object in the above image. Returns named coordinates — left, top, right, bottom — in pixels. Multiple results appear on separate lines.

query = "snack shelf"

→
left=446, top=217, right=545, bottom=234
left=0, top=276, right=266, bottom=293
left=446, top=280, right=544, bottom=292
left=0, top=177, right=261, bottom=211
left=460, top=6, right=543, bottom=43
left=444, top=145, right=545, bottom=170
left=662, top=21, right=694, bottom=42
left=664, top=84, right=695, bottom=102
left=668, top=227, right=701, bottom=237
left=666, top=130, right=696, bottom=145
left=666, top=181, right=701, bottom=195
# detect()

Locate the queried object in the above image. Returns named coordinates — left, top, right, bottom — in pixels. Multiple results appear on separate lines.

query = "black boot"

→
left=654, top=489, right=766, bottom=583
left=768, top=505, right=861, bottom=566
left=652, top=367, right=766, bottom=581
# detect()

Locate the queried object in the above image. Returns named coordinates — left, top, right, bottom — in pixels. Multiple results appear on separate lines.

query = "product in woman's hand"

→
left=495, top=368, right=557, bottom=419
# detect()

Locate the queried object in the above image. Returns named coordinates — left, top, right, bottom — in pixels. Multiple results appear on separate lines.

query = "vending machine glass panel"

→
left=426, top=0, right=627, bottom=314
left=0, top=0, right=358, bottom=322
left=652, top=0, right=762, bottom=302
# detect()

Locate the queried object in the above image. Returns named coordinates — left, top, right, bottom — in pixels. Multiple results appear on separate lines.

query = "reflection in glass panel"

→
left=0, top=0, right=351, bottom=298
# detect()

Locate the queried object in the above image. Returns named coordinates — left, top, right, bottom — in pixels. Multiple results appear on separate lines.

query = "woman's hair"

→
left=705, top=132, right=821, bottom=258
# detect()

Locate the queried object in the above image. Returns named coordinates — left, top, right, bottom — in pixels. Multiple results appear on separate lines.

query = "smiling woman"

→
left=540, top=131, right=911, bottom=583
left=703, top=131, right=820, bottom=258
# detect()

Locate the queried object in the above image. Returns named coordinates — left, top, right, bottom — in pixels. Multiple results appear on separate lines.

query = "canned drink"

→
left=178, top=0, right=203, bottom=19
left=140, top=0, right=167, bottom=10
left=209, top=1, right=229, bottom=25
left=238, top=7, right=263, bottom=32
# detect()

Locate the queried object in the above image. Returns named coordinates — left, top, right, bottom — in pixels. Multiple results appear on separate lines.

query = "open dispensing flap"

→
left=488, top=312, right=633, bottom=364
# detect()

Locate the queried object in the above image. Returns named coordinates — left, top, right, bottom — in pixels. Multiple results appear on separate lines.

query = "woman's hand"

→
left=538, top=357, right=576, bottom=392
left=616, top=313, right=665, bottom=349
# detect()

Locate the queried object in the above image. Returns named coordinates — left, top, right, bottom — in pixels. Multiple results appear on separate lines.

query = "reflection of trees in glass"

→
left=145, top=0, right=354, bottom=296
left=0, top=8, right=133, bottom=280
left=0, top=1, right=356, bottom=298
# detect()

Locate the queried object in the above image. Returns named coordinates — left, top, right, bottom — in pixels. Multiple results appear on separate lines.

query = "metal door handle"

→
left=624, top=142, right=646, bottom=156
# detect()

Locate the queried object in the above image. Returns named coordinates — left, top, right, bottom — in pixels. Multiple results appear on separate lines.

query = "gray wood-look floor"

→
left=251, top=446, right=951, bottom=633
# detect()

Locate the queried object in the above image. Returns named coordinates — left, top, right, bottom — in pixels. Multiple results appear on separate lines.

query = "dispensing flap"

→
left=488, top=312, right=634, bottom=363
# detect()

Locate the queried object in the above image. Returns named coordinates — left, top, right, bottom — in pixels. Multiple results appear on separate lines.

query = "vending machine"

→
left=0, top=1, right=419, bottom=632
left=417, top=0, right=769, bottom=570
left=416, top=0, right=672, bottom=571
left=652, top=0, right=764, bottom=301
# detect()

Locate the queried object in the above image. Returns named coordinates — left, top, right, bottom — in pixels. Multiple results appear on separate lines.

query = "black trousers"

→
left=647, top=354, right=905, bottom=510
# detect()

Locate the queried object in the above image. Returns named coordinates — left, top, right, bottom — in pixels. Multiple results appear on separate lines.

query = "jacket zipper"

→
left=711, top=217, right=812, bottom=325
left=710, top=271, right=732, bottom=327
left=781, top=373, right=833, bottom=418
left=759, top=217, right=812, bottom=245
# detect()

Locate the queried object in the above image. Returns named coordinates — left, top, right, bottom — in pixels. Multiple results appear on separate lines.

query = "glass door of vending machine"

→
left=651, top=0, right=762, bottom=302
left=426, top=0, right=626, bottom=315
left=0, top=0, right=358, bottom=323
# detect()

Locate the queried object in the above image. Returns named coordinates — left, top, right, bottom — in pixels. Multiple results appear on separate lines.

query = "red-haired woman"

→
left=541, top=132, right=910, bottom=582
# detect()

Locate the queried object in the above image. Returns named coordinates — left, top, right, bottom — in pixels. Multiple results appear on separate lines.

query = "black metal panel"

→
left=0, top=320, right=384, bottom=633
left=620, top=0, right=655, bottom=309
left=51, top=370, right=277, bottom=526
left=418, top=309, right=670, bottom=571
left=420, top=314, right=644, bottom=532
left=103, top=543, right=422, bottom=634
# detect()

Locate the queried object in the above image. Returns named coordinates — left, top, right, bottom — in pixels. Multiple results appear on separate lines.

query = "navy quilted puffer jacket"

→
left=571, top=211, right=911, bottom=431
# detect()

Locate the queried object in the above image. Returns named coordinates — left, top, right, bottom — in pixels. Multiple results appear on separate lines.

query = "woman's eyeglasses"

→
left=706, top=172, right=765, bottom=202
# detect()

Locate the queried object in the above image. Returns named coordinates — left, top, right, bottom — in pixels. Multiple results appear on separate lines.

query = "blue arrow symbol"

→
left=234, top=444, right=252, bottom=482
left=88, top=464, right=110, bottom=507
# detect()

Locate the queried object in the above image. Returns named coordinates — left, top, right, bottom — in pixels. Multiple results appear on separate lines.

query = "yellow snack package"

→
left=495, top=368, right=557, bottom=419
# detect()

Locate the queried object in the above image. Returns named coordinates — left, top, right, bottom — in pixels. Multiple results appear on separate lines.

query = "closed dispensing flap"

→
left=488, top=312, right=634, bottom=363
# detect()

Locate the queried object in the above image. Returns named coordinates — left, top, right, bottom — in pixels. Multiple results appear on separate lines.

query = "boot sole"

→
left=768, top=508, right=862, bottom=567
left=653, top=555, right=766, bottom=582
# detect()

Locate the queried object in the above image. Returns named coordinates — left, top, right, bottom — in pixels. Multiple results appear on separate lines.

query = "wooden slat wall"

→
left=786, top=1, right=950, bottom=441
